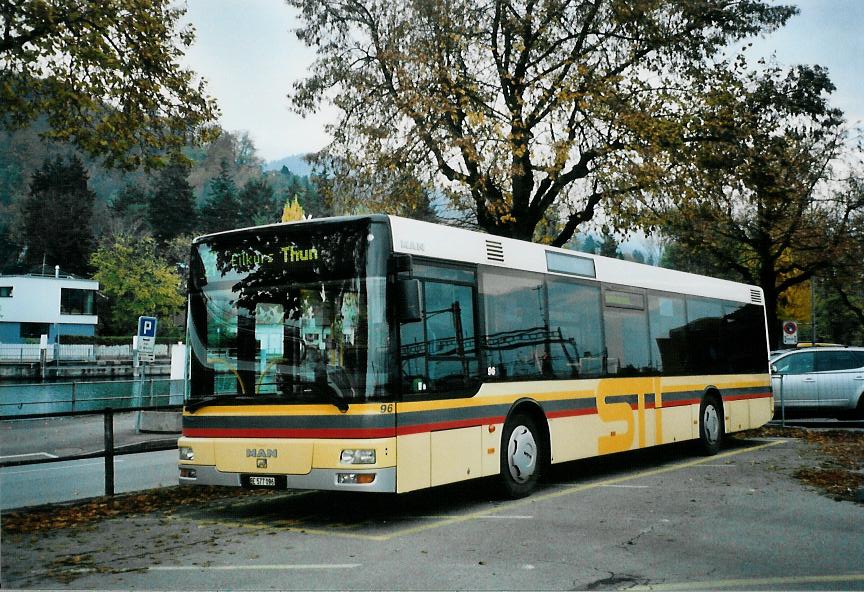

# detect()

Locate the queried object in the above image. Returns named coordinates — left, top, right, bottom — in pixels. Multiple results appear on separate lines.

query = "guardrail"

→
left=1, top=380, right=186, bottom=497
left=0, top=378, right=185, bottom=417
left=1, top=404, right=182, bottom=497
left=0, top=343, right=170, bottom=362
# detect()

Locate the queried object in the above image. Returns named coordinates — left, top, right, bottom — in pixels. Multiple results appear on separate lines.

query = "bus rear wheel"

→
left=499, top=413, right=542, bottom=498
left=698, top=395, right=724, bottom=456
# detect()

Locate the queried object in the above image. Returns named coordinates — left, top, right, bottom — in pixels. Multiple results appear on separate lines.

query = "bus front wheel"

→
left=698, top=395, right=724, bottom=456
left=499, top=413, right=542, bottom=498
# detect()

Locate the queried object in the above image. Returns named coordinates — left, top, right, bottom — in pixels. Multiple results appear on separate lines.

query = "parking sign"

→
left=138, top=316, right=158, bottom=338
left=137, top=316, right=158, bottom=362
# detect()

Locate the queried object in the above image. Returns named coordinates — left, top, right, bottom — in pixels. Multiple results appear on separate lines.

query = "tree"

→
left=199, top=160, right=241, bottom=233
left=818, top=193, right=864, bottom=345
left=645, top=63, right=864, bottom=347
left=187, top=130, right=265, bottom=202
left=110, top=184, right=149, bottom=220
left=90, top=235, right=185, bottom=335
left=311, top=154, right=438, bottom=220
left=0, top=0, right=217, bottom=169
left=598, top=230, right=622, bottom=259
left=149, top=160, right=197, bottom=243
left=238, top=178, right=280, bottom=226
left=281, top=197, right=306, bottom=223
left=289, top=0, right=795, bottom=245
left=19, top=155, right=96, bottom=275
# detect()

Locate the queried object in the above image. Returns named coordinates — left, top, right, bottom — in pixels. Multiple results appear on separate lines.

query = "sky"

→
left=181, top=0, right=864, bottom=163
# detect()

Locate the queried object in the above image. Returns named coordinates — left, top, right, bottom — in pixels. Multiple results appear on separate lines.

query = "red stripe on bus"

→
left=396, top=416, right=507, bottom=436
left=546, top=408, right=598, bottom=419
left=183, top=392, right=771, bottom=439
left=723, top=392, right=772, bottom=402
left=182, top=427, right=396, bottom=439
left=661, top=398, right=701, bottom=408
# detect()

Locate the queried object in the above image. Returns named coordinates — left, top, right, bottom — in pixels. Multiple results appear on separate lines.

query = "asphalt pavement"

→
left=0, top=412, right=178, bottom=462
left=0, top=412, right=180, bottom=509
left=0, top=449, right=179, bottom=510
left=3, top=435, right=863, bottom=590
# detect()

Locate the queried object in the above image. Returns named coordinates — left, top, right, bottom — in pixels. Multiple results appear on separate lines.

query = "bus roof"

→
left=387, top=215, right=763, bottom=306
left=193, top=214, right=763, bottom=306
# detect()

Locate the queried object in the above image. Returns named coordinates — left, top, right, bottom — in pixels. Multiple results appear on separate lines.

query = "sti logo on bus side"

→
left=247, top=448, right=278, bottom=459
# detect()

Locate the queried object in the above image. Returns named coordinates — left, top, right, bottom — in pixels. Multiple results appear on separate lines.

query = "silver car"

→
left=771, top=347, right=864, bottom=418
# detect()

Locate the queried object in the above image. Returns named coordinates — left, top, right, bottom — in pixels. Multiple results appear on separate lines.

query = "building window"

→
left=21, top=323, right=50, bottom=340
left=0, top=286, right=11, bottom=297
left=60, top=288, right=95, bottom=315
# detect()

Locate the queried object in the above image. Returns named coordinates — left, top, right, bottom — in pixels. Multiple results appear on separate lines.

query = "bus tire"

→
left=499, top=413, right=542, bottom=498
left=698, top=395, right=724, bottom=456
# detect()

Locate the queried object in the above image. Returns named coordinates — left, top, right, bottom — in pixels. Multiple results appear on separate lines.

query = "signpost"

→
left=137, top=316, right=158, bottom=363
left=782, top=320, right=798, bottom=346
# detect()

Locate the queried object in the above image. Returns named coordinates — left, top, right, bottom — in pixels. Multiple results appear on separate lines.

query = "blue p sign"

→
left=138, top=316, right=158, bottom=338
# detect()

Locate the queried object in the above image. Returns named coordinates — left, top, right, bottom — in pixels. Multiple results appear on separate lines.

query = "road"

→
left=0, top=449, right=178, bottom=510
left=3, top=435, right=863, bottom=590
left=0, top=412, right=177, bottom=461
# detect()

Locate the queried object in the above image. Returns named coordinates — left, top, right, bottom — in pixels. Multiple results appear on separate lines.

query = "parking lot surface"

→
left=2, top=435, right=863, bottom=590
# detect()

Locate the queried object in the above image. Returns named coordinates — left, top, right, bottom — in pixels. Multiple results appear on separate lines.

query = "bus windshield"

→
left=187, top=220, right=391, bottom=405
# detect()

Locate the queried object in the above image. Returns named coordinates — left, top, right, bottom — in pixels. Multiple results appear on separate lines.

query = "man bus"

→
left=178, top=215, right=772, bottom=498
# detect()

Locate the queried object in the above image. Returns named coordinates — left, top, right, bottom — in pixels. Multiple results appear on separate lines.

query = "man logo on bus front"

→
left=247, top=448, right=278, bottom=458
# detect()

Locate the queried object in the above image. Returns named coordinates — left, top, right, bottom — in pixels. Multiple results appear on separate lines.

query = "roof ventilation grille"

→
left=750, top=289, right=763, bottom=304
left=486, top=240, right=504, bottom=262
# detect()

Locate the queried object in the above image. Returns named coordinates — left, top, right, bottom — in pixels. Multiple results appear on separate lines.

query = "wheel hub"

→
left=507, top=425, right=537, bottom=483
left=704, top=404, right=720, bottom=444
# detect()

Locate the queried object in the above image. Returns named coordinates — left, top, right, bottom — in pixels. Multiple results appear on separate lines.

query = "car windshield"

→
left=187, top=220, right=391, bottom=404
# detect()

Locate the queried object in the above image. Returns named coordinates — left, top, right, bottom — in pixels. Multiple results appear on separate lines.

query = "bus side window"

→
left=480, top=270, right=547, bottom=380
left=399, top=263, right=478, bottom=396
left=603, top=288, right=651, bottom=377
left=547, top=280, right=603, bottom=379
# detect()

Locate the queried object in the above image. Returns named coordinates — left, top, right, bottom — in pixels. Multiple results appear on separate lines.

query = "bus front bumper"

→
left=178, top=464, right=397, bottom=493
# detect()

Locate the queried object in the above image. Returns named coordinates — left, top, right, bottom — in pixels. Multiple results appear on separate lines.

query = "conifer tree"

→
left=238, top=178, right=279, bottom=226
left=199, top=159, right=240, bottom=232
left=149, top=160, right=197, bottom=243
left=21, top=155, right=95, bottom=275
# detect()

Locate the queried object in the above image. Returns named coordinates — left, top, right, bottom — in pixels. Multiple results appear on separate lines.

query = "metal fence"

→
left=0, top=378, right=185, bottom=418
left=0, top=379, right=186, bottom=497
left=0, top=343, right=171, bottom=362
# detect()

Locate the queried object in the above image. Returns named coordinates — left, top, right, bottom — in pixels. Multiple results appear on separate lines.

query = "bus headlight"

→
left=179, top=447, right=195, bottom=461
left=337, top=473, right=376, bottom=484
left=340, top=449, right=376, bottom=464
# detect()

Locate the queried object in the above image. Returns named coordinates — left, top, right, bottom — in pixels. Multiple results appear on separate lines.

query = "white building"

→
left=0, top=272, right=99, bottom=344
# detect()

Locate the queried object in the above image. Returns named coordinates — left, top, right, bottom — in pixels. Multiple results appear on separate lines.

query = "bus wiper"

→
left=185, top=395, right=253, bottom=413
left=331, top=394, right=349, bottom=413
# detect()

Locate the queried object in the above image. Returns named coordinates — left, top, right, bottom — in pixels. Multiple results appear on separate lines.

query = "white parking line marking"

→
left=2, top=459, right=125, bottom=476
left=416, top=514, right=533, bottom=520
left=0, top=452, right=58, bottom=461
left=148, top=564, right=361, bottom=571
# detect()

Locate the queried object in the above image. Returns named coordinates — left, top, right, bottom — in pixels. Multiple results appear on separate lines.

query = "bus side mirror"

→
left=770, top=363, right=779, bottom=375
left=397, top=279, right=423, bottom=324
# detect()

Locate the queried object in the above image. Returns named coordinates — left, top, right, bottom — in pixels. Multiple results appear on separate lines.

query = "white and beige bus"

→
left=178, top=215, right=772, bottom=497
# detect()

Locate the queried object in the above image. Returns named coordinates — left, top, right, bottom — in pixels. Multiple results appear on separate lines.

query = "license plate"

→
left=249, top=476, right=276, bottom=487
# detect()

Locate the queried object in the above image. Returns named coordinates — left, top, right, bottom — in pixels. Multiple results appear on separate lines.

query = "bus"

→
left=178, top=215, right=772, bottom=497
